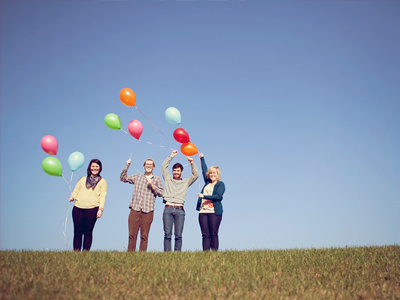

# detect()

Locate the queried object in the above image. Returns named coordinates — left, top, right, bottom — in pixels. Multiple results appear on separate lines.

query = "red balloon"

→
left=119, top=88, right=136, bottom=107
left=181, top=142, right=198, bottom=156
left=173, top=128, right=190, bottom=143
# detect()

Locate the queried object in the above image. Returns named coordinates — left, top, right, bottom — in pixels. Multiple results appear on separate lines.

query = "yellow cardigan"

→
left=71, top=177, right=107, bottom=210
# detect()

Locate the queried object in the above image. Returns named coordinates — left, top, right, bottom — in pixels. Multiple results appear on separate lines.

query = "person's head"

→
left=143, top=158, right=155, bottom=174
left=172, top=163, right=183, bottom=180
left=87, top=159, right=102, bottom=177
left=206, top=166, right=221, bottom=183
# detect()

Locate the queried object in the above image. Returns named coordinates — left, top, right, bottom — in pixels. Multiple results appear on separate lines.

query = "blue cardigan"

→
left=196, top=157, right=225, bottom=215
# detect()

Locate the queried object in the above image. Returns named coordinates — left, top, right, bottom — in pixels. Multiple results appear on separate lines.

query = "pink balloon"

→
left=41, top=135, right=58, bottom=155
left=128, top=120, right=143, bottom=140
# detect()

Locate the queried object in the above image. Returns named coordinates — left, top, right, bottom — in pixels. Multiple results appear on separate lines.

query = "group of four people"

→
left=68, top=151, right=225, bottom=252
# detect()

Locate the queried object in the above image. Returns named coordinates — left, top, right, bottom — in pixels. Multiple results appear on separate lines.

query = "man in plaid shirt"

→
left=120, top=158, right=163, bottom=251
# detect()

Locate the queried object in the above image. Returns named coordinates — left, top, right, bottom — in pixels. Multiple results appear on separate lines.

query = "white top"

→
left=199, top=183, right=215, bottom=213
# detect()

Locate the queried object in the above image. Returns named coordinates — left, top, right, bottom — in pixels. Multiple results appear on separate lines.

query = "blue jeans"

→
left=163, top=206, right=185, bottom=251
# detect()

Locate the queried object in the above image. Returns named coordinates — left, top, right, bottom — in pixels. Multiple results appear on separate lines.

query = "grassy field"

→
left=1, top=245, right=399, bottom=299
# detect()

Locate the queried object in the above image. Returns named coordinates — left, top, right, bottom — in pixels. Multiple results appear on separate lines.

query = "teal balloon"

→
left=104, top=113, right=121, bottom=130
left=68, top=151, right=85, bottom=172
left=42, top=157, right=63, bottom=177
left=165, top=107, right=181, bottom=125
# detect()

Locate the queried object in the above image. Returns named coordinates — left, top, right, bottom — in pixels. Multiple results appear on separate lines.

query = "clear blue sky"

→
left=1, top=0, right=399, bottom=252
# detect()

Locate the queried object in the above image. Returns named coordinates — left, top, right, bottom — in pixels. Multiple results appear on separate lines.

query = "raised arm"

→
left=187, top=157, right=199, bottom=187
left=120, top=159, right=135, bottom=183
left=199, top=153, right=208, bottom=183
left=161, top=150, right=177, bottom=179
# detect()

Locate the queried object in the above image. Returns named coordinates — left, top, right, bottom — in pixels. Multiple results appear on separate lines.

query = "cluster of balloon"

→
left=168, top=112, right=198, bottom=156
left=105, top=88, right=199, bottom=157
left=41, top=135, right=62, bottom=177
left=105, top=88, right=142, bottom=139
left=40, top=135, right=85, bottom=178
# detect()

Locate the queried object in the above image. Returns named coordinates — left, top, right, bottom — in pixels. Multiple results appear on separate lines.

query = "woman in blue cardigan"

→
left=197, top=152, right=225, bottom=251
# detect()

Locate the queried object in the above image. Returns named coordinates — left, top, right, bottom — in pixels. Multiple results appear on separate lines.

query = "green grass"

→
left=1, top=246, right=399, bottom=299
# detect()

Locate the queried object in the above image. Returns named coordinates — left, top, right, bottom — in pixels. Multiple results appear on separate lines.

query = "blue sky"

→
left=1, top=0, right=399, bottom=252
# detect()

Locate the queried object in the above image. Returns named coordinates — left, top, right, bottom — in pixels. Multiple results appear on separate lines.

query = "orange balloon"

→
left=119, top=88, right=136, bottom=107
left=181, top=142, right=198, bottom=156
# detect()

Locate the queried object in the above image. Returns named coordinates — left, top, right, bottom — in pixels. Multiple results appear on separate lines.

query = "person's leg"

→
left=198, top=213, right=211, bottom=251
left=173, top=208, right=185, bottom=251
left=139, top=211, right=154, bottom=252
left=128, top=210, right=140, bottom=251
left=209, top=213, right=223, bottom=251
left=163, top=206, right=174, bottom=252
left=82, top=207, right=98, bottom=251
left=72, top=206, right=84, bottom=251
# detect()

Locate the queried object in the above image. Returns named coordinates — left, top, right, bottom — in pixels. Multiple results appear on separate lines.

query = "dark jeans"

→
left=163, top=206, right=185, bottom=252
left=72, top=206, right=98, bottom=251
left=199, top=213, right=222, bottom=251
left=128, top=209, right=154, bottom=252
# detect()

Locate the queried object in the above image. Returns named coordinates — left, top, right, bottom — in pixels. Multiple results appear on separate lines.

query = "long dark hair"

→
left=87, top=159, right=102, bottom=176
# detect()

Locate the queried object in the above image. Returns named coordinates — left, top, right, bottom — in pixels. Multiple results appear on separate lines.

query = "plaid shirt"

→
left=120, top=166, right=163, bottom=213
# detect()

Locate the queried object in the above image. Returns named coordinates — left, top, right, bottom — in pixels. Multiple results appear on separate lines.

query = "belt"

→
left=165, top=204, right=184, bottom=210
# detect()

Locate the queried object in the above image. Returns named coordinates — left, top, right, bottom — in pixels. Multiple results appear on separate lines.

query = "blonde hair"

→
left=206, top=166, right=221, bottom=182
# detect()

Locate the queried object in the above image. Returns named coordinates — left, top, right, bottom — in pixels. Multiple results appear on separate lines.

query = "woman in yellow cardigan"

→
left=69, top=159, right=107, bottom=251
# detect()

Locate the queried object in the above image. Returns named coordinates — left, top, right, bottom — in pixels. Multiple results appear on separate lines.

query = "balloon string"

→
left=120, top=128, right=128, bottom=134
left=197, top=153, right=202, bottom=193
left=70, top=172, right=74, bottom=184
left=63, top=204, right=71, bottom=250
left=181, top=153, right=201, bottom=194
left=62, top=174, right=72, bottom=191
left=135, top=106, right=172, bottom=142
left=138, top=139, right=175, bottom=151
left=58, top=155, right=71, bottom=190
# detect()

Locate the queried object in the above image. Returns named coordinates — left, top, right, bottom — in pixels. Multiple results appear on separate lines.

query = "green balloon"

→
left=105, top=113, right=121, bottom=130
left=42, top=157, right=63, bottom=177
